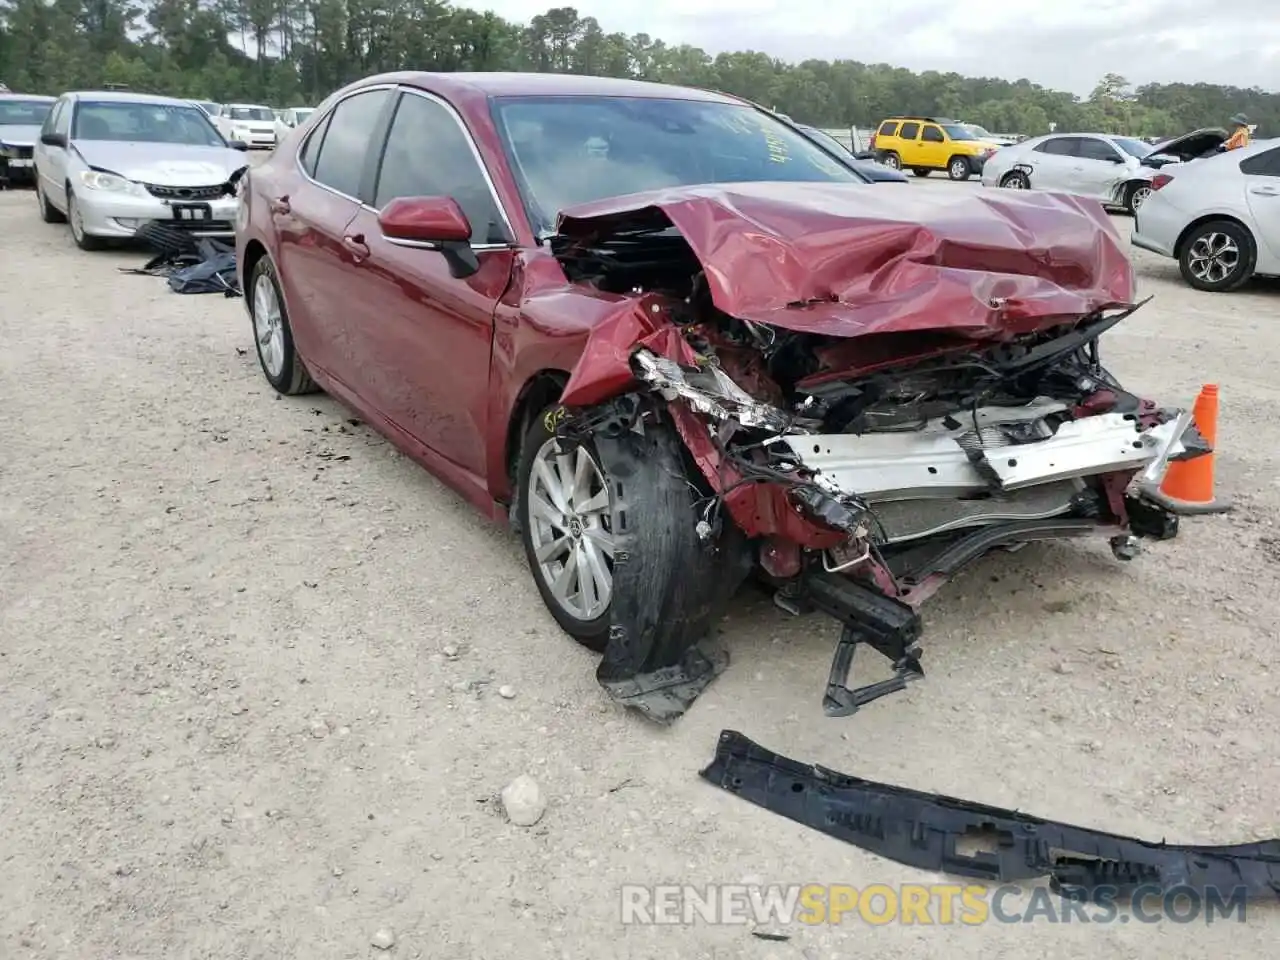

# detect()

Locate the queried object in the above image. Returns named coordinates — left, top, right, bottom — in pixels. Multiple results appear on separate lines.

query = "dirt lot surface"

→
left=2, top=172, right=1279, bottom=959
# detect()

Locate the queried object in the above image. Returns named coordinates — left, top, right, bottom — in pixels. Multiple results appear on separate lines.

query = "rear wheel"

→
left=248, top=256, right=318, bottom=394
left=948, top=156, right=972, bottom=181
left=881, top=151, right=901, bottom=170
left=1178, top=220, right=1256, bottom=292
left=1000, top=170, right=1030, bottom=190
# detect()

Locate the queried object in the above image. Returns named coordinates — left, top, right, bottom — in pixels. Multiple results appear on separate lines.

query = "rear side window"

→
left=311, top=89, right=391, bottom=198
left=922, top=125, right=944, bottom=143
left=899, top=121, right=919, bottom=139
left=878, top=121, right=898, bottom=137
left=1240, top=147, right=1280, bottom=177
left=373, top=93, right=505, bottom=244
left=299, top=111, right=332, bottom=177
left=1034, top=137, right=1075, bottom=156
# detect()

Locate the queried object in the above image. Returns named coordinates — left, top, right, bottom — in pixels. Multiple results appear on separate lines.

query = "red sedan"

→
left=236, top=72, right=1203, bottom=723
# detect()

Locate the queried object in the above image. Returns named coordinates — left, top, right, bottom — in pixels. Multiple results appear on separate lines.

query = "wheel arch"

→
left=1173, top=213, right=1253, bottom=259
left=240, top=238, right=270, bottom=292
left=503, top=369, right=570, bottom=494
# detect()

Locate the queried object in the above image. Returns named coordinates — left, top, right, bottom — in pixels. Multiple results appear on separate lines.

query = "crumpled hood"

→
left=74, top=140, right=246, bottom=186
left=1147, top=127, right=1228, bottom=164
left=554, top=182, right=1135, bottom=340
left=0, top=124, right=41, bottom=147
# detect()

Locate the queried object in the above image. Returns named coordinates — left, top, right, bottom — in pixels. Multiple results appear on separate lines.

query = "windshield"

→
left=963, top=124, right=992, bottom=138
left=228, top=106, right=273, bottom=121
left=942, top=124, right=977, bottom=141
left=0, top=99, right=53, bottom=125
left=195, top=101, right=219, bottom=115
left=73, top=101, right=225, bottom=146
left=492, top=96, right=864, bottom=233
left=1114, top=137, right=1152, bottom=158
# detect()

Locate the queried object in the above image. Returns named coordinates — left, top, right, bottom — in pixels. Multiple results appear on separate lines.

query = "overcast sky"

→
left=475, top=0, right=1280, bottom=97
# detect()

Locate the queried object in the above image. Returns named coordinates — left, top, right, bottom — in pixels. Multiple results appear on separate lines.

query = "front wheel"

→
left=37, top=179, right=67, bottom=223
left=67, top=193, right=106, bottom=250
left=516, top=410, right=616, bottom=650
left=948, top=157, right=972, bottom=181
left=1125, top=181, right=1152, bottom=215
left=1178, top=220, right=1256, bottom=292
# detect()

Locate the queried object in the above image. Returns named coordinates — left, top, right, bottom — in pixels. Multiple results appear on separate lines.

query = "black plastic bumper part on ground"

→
left=701, top=731, right=1280, bottom=901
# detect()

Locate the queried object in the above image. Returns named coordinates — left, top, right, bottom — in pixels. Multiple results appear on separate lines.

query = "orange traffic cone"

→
left=1146, top=384, right=1232, bottom=515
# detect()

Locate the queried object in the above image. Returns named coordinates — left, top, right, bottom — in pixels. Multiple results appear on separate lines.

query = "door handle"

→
left=342, top=233, right=370, bottom=261
left=268, top=195, right=291, bottom=214
left=1249, top=186, right=1279, bottom=197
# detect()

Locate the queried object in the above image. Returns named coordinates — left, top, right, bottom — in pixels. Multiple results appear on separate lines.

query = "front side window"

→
left=0, top=99, right=53, bottom=126
left=491, top=95, right=864, bottom=234
left=1077, top=137, right=1121, bottom=162
left=922, top=125, right=944, bottom=143
left=374, top=92, right=505, bottom=244
left=311, top=89, right=391, bottom=198
left=72, top=101, right=224, bottom=146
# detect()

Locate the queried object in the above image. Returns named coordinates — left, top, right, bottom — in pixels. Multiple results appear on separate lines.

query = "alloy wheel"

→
left=526, top=438, right=615, bottom=622
left=1130, top=185, right=1152, bottom=211
left=1187, top=232, right=1240, bottom=285
left=252, top=273, right=285, bottom=378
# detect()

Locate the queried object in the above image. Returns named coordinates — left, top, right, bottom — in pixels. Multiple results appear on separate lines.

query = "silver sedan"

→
left=32, top=91, right=250, bottom=251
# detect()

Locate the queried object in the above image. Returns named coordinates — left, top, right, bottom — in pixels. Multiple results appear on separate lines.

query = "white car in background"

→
left=214, top=103, right=277, bottom=148
left=981, top=132, right=1161, bottom=213
left=272, top=106, right=314, bottom=143
left=1131, top=138, right=1280, bottom=292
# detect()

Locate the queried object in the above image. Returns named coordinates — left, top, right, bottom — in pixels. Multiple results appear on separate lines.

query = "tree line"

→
left=1, top=0, right=1276, bottom=137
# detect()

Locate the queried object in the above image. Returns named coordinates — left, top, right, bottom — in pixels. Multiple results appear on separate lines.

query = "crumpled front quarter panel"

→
left=556, top=182, right=1136, bottom=340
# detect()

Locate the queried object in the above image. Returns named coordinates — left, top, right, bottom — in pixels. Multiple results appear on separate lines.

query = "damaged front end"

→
left=542, top=184, right=1210, bottom=723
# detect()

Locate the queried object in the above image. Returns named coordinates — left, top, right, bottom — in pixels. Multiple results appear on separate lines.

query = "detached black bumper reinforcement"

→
left=700, top=731, right=1280, bottom=901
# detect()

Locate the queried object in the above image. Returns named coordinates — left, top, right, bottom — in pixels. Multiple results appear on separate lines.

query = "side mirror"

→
left=229, top=140, right=249, bottom=152
left=378, top=196, right=479, bottom=278
left=1107, top=154, right=1125, bottom=163
left=41, top=132, right=67, bottom=148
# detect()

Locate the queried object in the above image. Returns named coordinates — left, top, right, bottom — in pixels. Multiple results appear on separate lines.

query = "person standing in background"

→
left=1223, top=114, right=1252, bottom=150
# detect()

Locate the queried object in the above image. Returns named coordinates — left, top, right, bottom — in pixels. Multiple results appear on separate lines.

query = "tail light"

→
left=1151, top=174, right=1174, bottom=191
left=868, top=133, right=876, bottom=149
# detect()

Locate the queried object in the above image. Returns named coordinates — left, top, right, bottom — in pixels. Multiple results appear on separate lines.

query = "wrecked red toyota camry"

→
left=237, top=73, right=1208, bottom=723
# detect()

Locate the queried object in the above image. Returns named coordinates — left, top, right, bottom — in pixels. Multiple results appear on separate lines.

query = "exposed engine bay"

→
left=541, top=187, right=1208, bottom=723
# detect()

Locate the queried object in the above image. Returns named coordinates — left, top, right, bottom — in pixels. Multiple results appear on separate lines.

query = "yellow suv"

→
left=870, top=116, right=1001, bottom=181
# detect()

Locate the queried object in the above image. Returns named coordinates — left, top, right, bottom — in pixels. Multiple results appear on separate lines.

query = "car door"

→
left=36, top=96, right=72, bottom=209
left=896, top=121, right=920, bottom=165
left=920, top=123, right=946, bottom=168
left=340, top=88, right=517, bottom=478
left=1025, top=136, right=1077, bottom=191
left=272, top=87, right=395, bottom=386
left=1240, top=145, right=1280, bottom=262
left=1069, top=136, right=1128, bottom=200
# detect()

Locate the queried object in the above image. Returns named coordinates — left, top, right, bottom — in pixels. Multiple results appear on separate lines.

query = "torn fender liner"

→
left=701, top=731, right=1280, bottom=900
left=555, top=182, right=1135, bottom=340
left=577, top=398, right=753, bottom=723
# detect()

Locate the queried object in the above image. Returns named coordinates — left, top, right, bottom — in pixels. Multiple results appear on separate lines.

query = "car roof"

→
left=370, top=71, right=741, bottom=104
left=66, top=91, right=198, bottom=106
left=0, top=92, right=56, bottom=103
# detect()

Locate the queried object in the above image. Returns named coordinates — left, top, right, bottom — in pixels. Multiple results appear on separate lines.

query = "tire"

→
left=37, top=178, right=66, bottom=223
left=1000, top=170, right=1031, bottom=190
left=67, top=192, right=106, bottom=250
left=1178, top=220, right=1256, bottom=293
left=1124, top=181, right=1152, bottom=216
left=516, top=409, right=615, bottom=650
left=910, top=167, right=932, bottom=178
left=948, top=156, right=972, bottom=181
left=248, top=256, right=318, bottom=394
left=881, top=151, right=901, bottom=170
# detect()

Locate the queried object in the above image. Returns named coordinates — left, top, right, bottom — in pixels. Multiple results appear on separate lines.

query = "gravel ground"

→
left=2, top=173, right=1279, bottom=959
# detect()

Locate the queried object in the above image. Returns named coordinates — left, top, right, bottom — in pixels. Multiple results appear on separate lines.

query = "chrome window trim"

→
left=294, top=82, right=517, bottom=245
